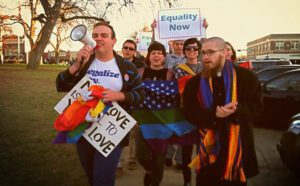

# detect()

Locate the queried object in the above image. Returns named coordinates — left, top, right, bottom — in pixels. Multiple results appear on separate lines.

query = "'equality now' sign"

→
left=158, top=8, right=202, bottom=40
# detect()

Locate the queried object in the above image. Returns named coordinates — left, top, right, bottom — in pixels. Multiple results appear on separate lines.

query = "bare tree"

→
left=1, top=0, right=178, bottom=69
left=0, top=3, right=14, bottom=40
left=1, top=0, right=108, bottom=69
left=0, top=17, right=13, bottom=42
left=48, top=20, right=69, bottom=64
left=0, top=17, right=13, bottom=60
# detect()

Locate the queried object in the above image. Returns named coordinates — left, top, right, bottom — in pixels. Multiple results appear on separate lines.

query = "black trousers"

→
left=181, top=144, right=193, bottom=183
left=196, top=164, right=247, bottom=186
left=135, top=129, right=165, bottom=186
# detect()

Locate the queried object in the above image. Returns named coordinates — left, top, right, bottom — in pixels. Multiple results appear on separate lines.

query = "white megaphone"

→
left=70, top=25, right=97, bottom=48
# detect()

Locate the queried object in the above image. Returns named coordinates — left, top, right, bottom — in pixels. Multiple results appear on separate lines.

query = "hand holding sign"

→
left=54, top=76, right=137, bottom=157
left=151, top=19, right=157, bottom=30
left=102, top=89, right=125, bottom=103
left=203, top=18, right=209, bottom=29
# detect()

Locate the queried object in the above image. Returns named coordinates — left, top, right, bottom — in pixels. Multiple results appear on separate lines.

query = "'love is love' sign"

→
left=83, top=102, right=136, bottom=157
left=54, top=76, right=136, bottom=157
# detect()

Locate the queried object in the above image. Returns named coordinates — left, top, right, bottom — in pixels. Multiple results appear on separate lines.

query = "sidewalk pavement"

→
left=115, top=128, right=299, bottom=186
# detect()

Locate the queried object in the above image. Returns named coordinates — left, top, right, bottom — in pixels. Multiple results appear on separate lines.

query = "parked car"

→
left=238, top=59, right=292, bottom=72
left=256, top=65, right=300, bottom=85
left=256, top=69, right=300, bottom=129
left=277, top=112, right=300, bottom=176
left=237, top=60, right=252, bottom=69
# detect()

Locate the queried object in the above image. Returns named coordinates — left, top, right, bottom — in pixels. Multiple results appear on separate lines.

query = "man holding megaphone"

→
left=56, top=22, right=145, bottom=186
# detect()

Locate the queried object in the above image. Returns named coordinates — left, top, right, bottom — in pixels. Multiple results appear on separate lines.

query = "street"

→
left=115, top=128, right=299, bottom=186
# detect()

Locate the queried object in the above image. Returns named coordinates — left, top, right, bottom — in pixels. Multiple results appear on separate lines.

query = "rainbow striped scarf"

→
left=176, top=63, right=196, bottom=76
left=190, top=61, right=246, bottom=182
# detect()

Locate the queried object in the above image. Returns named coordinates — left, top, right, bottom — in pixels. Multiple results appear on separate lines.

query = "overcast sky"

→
left=111, top=0, right=300, bottom=50
left=3, top=0, right=300, bottom=51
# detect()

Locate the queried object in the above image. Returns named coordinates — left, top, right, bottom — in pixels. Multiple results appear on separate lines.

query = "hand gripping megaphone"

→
left=70, top=24, right=97, bottom=48
left=70, top=25, right=96, bottom=69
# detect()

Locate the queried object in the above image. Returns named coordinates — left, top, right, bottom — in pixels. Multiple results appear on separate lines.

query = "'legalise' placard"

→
left=82, top=102, right=136, bottom=157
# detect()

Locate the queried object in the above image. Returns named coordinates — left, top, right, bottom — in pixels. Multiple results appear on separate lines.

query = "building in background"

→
left=247, top=34, right=300, bottom=64
left=1, top=34, right=26, bottom=63
left=42, top=50, right=77, bottom=64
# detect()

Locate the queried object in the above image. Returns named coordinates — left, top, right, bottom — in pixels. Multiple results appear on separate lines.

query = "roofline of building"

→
left=247, top=33, right=300, bottom=46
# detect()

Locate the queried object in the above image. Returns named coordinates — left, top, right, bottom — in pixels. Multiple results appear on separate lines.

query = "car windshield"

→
left=257, top=68, right=297, bottom=82
left=266, top=72, right=300, bottom=91
left=252, top=60, right=291, bottom=71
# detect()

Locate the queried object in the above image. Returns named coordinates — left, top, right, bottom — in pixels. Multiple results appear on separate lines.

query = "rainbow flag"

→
left=52, top=85, right=110, bottom=144
left=133, top=79, right=197, bottom=153
left=53, top=104, right=111, bottom=144
left=53, top=123, right=90, bottom=144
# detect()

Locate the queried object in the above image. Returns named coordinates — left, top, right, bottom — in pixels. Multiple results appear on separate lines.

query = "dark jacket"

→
left=183, top=66, right=263, bottom=178
left=56, top=52, right=145, bottom=146
left=131, top=56, right=146, bottom=69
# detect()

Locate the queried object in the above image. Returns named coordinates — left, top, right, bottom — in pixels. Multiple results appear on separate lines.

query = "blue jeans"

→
left=76, top=137, right=122, bottom=186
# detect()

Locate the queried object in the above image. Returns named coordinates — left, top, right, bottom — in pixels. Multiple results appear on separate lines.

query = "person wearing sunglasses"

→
left=183, top=37, right=262, bottom=186
left=150, top=18, right=208, bottom=70
left=122, top=39, right=146, bottom=69
left=172, top=38, right=203, bottom=186
left=151, top=17, right=207, bottom=175
left=116, top=39, right=146, bottom=176
left=174, top=38, right=203, bottom=78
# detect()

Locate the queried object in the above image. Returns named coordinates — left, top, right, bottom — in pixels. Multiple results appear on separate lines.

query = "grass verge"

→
left=0, top=65, right=88, bottom=186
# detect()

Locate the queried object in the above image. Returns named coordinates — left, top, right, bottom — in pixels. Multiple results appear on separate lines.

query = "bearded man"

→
left=183, top=37, right=262, bottom=186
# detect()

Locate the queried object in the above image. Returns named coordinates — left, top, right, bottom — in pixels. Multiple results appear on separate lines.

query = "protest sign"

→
left=138, top=32, right=152, bottom=51
left=83, top=102, right=136, bottom=157
left=54, top=75, right=95, bottom=114
left=157, top=8, right=203, bottom=40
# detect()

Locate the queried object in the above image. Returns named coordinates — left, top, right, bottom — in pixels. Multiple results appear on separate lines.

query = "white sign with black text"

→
left=54, top=75, right=95, bottom=114
left=138, top=32, right=152, bottom=51
left=82, top=102, right=136, bottom=157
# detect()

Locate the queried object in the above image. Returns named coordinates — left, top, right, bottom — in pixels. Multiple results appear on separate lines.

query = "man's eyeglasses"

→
left=123, top=46, right=135, bottom=51
left=201, top=49, right=224, bottom=57
left=185, top=46, right=199, bottom=51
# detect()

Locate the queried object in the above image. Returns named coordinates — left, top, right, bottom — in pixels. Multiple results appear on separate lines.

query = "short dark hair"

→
left=123, top=39, right=137, bottom=50
left=145, top=41, right=166, bottom=66
left=93, top=22, right=116, bottom=39
left=183, top=38, right=201, bottom=56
